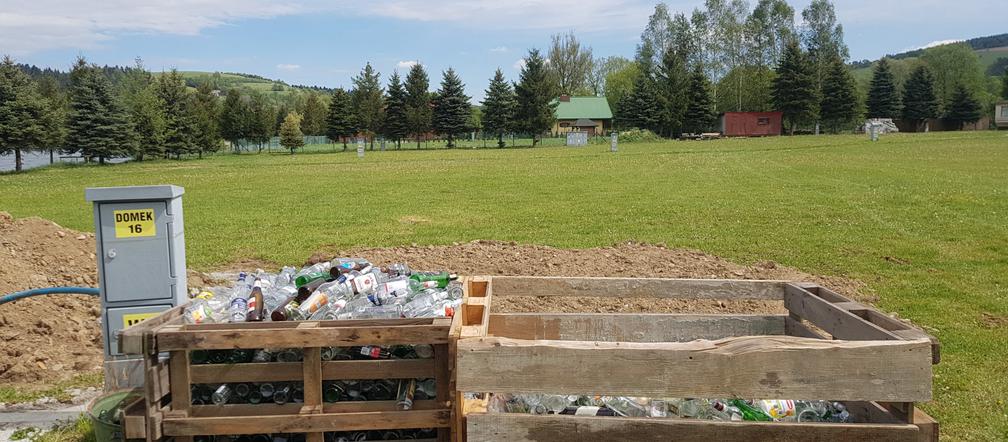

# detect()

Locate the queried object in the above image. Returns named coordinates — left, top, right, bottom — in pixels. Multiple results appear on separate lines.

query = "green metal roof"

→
left=552, top=96, right=613, bottom=120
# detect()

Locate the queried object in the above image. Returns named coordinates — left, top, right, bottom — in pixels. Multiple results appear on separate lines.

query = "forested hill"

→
left=850, top=32, right=1008, bottom=70
left=15, top=63, right=333, bottom=96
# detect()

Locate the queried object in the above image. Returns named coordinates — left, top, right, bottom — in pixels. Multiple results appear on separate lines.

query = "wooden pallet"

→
left=455, top=276, right=939, bottom=442
left=120, top=307, right=458, bottom=442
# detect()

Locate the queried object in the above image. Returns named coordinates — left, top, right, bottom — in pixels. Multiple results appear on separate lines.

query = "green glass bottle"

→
left=729, top=399, right=774, bottom=422
left=294, top=271, right=329, bottom=289
left=409, top=272, right=458, bottom=289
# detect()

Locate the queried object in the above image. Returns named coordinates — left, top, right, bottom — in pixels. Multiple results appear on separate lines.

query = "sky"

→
left=1, top=0, right=1006, bottom=100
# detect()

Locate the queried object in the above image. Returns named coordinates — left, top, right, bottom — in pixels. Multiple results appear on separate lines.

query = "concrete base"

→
left=103, top=358, right=145, bottom=392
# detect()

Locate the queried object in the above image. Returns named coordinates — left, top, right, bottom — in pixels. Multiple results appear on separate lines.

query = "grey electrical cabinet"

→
left=85, top=185, right=187, bottom=358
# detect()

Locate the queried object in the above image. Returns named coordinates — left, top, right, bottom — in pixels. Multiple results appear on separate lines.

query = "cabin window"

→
left=1001, top=106, right=1008, bottom=118
left=757, top=117, right=770, bottom=125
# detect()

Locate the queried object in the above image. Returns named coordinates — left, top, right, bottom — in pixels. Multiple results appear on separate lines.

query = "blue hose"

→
left=0, top=287, right=100, bottom=305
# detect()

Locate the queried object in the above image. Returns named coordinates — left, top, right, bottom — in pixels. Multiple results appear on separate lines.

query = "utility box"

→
left=85, top=185, right=187, bottom=364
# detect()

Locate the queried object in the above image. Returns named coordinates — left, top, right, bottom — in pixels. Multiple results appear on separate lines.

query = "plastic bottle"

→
left=183, top=298, right=217, bottom=324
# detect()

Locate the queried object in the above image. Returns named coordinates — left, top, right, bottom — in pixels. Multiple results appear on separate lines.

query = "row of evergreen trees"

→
left=866, top=59, right=986, bottom=130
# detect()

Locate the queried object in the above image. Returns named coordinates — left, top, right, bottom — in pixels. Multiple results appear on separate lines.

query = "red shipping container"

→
left=720, top=112, right=783, bottom=137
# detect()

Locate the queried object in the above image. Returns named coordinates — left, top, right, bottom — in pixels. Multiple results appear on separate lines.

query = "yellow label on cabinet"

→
left=122, top=312, right=159, bottom=328
left=113, top=209, right=156, bottom=238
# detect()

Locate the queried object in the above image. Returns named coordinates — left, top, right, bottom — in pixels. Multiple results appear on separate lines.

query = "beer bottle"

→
left=246, top=278, right=265, bottom=322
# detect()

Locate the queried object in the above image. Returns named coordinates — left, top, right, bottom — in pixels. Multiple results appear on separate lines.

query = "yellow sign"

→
left=113, top=209, right=156, bottom=238
left=122, top=312, right=159, bottom=328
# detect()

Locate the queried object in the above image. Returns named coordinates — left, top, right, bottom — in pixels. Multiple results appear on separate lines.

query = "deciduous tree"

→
left=279, top=111, right=304, bottom=154
left=547, top=30, right=594, bottom=96
left=220, top=89, right=249, bottom=152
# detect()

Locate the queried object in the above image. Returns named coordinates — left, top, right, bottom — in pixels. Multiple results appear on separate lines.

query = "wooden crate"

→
left=455, top=276, right=939, bottom=442
left=119, top=307, right=458, bottom=442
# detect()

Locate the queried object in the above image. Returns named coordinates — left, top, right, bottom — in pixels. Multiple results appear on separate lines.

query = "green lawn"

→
left=1, top=132, right=1006, bottom=440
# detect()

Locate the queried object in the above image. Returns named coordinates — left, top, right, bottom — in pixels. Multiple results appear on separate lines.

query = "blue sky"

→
left=2, top=0, right=1006, bottom=100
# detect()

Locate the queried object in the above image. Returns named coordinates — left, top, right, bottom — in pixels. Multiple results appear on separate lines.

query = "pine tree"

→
left=514, top=49, right=558, bottom=146
left=192, top=81, right=221, bottom=158
left=866, top=59, right=900, bottom=119
left=120, top=60, right=164, bottom=160
left=351, top=63, right=384, bottom=149
left=404, top=64, right=432, bottom=148
left=1001, top=68, right=1008, bottom=100
left=157, top=70, right=198, bottom=158
left=247, top=92, right=275, bottom=152
left=432, top=68, right=471, bottom=148
left=279, top=111, right=304, bottom=154
left=656, top=45, right=689, bottom=138
left=626, top=70, right=661, bottom=132
left=682, top=66, right=716, bottom=134
left=614, top=92, right=636, bottom=130
left=35, top=76, right=67, bottom=164
left=383, top=72, right=409, bottom=148
left=325, top=88, right=356, bottom=151
left=220, top=88, right=249, bottom=152
left=300, top=92, right=327, bottom=136
left=945, top=83, right=982, bottom=130
left=819, top=55, right=859, bottom=133
left=901, top=65, right=940, bottom=132
left=0, top=56, right=47, bottom=172
left=66, top=57, right=134, bottom=164
left=772, top=40, right=819, bottom=135
left=482, top=69, right=517, bottom=148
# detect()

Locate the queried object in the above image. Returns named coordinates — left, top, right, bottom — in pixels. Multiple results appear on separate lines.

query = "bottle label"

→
left=360, top=346, right=382, bottom=358
left=246, top=296, right=257, bottom=314
left=385, top=278, right=410, bottom=292
left=188, top=305, right=211, bottom=324
left=759, top=400, right=795, bottom=420
left=302, top=292, right=328, bottom=314
left=353, top=273, right=377, bottom=294
left=574, top=406, right=601, bottom=416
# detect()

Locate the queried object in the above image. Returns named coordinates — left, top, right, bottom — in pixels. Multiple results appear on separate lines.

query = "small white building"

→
left=996, top=101, right=1008, bottom=129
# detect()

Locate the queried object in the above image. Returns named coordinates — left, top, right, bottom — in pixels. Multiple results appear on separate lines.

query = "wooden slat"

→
left=163, top=409, right=451, bottom=435
left=784, top=285, right=902, bottom=341
left=303, top=347, right=323, bottom=411
left=168, top=350, right=194, bottom=442
left=785, top=314, right=830, bottom=339
left=434, top=343, right=452, bottom=442
left=190, top=400, right=443, bottom=417
left=189, top=359, right=436, bottom=383
left=456, top=336, right=933, bottom=402
left=490, top=276, right=785, bottom=299
left=913, top=407, right=939, bottom=442
left=118, top=304, right=185, bottom=355
left=188, top=317, right=435, bottom=330
left=465, top=413, right=919, bottom=442
left=488, top=313, right=785, bottom=342
left=123, top=397, right=147, bottom=439
left=461, top=277, right=492, bottom=338
left=157, top=324, right=450, bottom=350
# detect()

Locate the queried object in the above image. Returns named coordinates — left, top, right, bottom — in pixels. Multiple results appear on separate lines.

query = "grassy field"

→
left=1, top=132, right=1006, bottom=440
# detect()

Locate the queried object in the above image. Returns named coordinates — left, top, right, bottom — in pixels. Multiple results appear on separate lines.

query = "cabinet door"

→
left=99, top=201, right=172, bottom=303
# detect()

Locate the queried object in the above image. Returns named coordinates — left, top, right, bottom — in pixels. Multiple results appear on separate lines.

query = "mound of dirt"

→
left=0, top=212, right=103, bottom=386
left=1, top=212, right=869, bottom=388
left=325, top=240, right=870, bottom=314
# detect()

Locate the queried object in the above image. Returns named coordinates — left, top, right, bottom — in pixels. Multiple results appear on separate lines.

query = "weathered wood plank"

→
left=914, top=407, right=939, bottom=442
left=118, top=304, right=185, bottom=355
left=490, top=276, right=785, bottom=299
left=303, top=347, right=322, bottom=410
left=466, top=413, right=919, bottom=442
left=461, top=277, right=492, bottom=338
left=187, top=317, right=435, bottom=330
left=784, top=285, right=901, bottom=341
left=785, top=315, right=830, bottom=339
left=189, top=400, right=443, bottom=417
left=162, top=409, right=451, bottom=435
left=456, top=336, right=933, bottom=402
left=157, top=324, right=450, bottom=350
left=167, top=350, right=194, bottom=442
left=488, top=313, right=786, bottom=342
left=189, top=359, right=436, bottom=383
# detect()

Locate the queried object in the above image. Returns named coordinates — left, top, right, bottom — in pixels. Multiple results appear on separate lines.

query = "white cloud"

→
left=920, top=39, right=963, bottom=49
left=0, top=0, right=310, bottom=54
left=512, top=58, right=526, bottom=71
left=490, top=46, right=509, bottom=53
left=397, top=60, right=419, bottom=69
left=276, top=63, right=301, bottom=70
